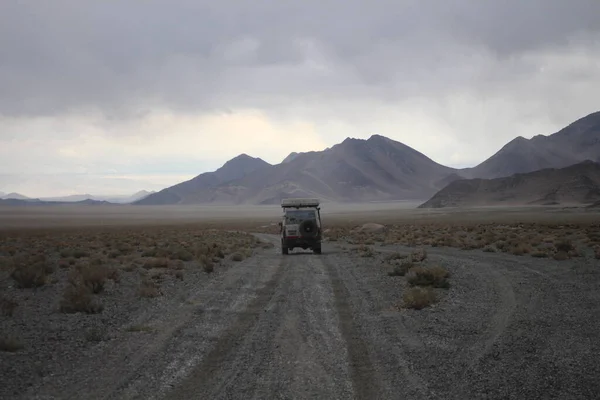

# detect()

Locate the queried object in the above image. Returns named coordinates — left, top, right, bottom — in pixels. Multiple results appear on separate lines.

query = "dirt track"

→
left=11, top=232, right=600, bottom=400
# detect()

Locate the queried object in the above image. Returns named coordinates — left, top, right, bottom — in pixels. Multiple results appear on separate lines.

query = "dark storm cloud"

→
left=1, top=0, right=599, bottom=118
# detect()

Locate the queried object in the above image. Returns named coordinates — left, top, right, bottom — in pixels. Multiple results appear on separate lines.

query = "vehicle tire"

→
left=282, top=246, right=288, bottom=255
left=313, top=246, right=322, bottom=254
left=299, top=219, right=318, bottom=238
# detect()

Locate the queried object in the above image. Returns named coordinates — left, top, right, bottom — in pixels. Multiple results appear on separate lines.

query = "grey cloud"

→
left=1, top=0, right=600, bottom=119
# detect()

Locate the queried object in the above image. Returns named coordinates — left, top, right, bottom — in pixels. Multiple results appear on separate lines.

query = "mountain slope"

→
left=282, top=152, right=301, bottom=163
left=1, top=192, right=30, bottom=200
left=419, top=160, right=600, bottom=208
left=134, top=154, right=272, bottom=205
left=172, top=134, right=460, bottom=205
left=462, top=111, right=600, bottom=179
left=0, top=198, right=113, bottom=206
left=38, top=190, right=156, bottom=204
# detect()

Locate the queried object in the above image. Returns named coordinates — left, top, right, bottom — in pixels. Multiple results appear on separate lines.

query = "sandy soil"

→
left=1, top=204, right=600, bottom=399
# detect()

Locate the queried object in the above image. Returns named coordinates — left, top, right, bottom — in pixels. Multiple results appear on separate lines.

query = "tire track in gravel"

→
left=376, top=247, right=518, bottom=364
left=118, top=259, right=289, bottom=400
left=22, top=241, right=286, bottom=400
left=318, top=253, right=382, bottom=400
left=320, top=250, right=439, bottom=400
left=162, top=253, right=289, bottom=400
left=162, top=245, right=361, bottom=400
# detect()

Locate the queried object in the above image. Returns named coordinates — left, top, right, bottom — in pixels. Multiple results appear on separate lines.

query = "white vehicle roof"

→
left=281, top=198, right=320, bottom=208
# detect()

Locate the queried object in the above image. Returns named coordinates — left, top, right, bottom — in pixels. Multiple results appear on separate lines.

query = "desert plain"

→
left=1, top=202, right=599, bottom=400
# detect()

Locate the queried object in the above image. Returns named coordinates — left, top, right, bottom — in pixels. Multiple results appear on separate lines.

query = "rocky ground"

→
left=1, top=221, right=600, bottom=399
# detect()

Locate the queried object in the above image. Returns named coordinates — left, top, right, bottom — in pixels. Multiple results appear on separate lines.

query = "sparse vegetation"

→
left=10, top=258, right=50, bottom=288
left=0, top=296, right=18, bottom=316
left=387, top=261, right=412, bottom=277
left=0, top=336, right=24, bottom=352
left=138, top=279, right=162, bottom=298
left=407, top=265, right=450, bottom=288
left=59, top=283, right=104, bottom=314
left=402, top=287, right=437, bottom=310
left=328, top=219, right=600, bottom=261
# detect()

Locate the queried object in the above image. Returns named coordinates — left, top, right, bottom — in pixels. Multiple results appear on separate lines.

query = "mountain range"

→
left=135, top=111, right=600, bottom=206
left=418, top=160, right=600, bottom=208
left=135, top=135, right=460, bottom=205
left=0, top=190, right=154, bottom=205
left=3, top=111, right=599, bottom=207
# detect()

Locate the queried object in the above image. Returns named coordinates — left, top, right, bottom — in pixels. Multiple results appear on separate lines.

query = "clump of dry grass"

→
left=231, top=252, right=245, bottom=262
left=410, top=248, right=427, bottom=262
left=531, top=250, right=549, bottom=258
left=0, top=336, right=24, bottom=352
left=407, top=265, right=450, bottom=288
left=509, top=243, right=532, bottom=256
left=59, top=283, right=104, bottom=314
left=138, top=279, right=162, bottom=298
left=387, top=261, right=413, bottom=277
left=352, top=244, right=375, bottom=257
left=142, top=257, right=170, bottom=269
left=384, top=252, right=408, bottom=261
left=402, top=287, right=437, bottom=310
left=10, top=256, right=52, bottom=288
left=553, top=251, right=570, bottom=261
left=0, top=296, right=18, bottom=317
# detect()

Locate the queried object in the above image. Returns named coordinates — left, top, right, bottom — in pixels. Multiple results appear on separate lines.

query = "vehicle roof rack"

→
left=281, top=198, right=320, bottom=208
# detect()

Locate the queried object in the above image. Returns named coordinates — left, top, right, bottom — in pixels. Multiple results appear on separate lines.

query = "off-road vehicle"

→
left=279, top=198, right=322, bottom=255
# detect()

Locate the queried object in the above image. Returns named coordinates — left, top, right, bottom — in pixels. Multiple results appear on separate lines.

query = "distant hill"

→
left=462, top=111, right=600, bottom=179
left=419, top=160, right=600, bottom=208
left=0, top=198, right=113, bottom=206
left=138, top=134, right=461, bottom=205
left=1, top=192, right=30, bottom=200
left=37, top=190, right=156, bottom=204
left=135, top=154, right=272, bottom=205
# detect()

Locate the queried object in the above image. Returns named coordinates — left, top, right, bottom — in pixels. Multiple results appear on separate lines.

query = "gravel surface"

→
left=4, top=233, right=600, bottom=400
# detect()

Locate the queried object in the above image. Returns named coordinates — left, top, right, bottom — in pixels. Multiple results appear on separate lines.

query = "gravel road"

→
left=15, top=234, right=600, bottom=400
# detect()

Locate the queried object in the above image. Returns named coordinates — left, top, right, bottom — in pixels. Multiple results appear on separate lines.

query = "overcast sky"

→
left=1, top=0, right=600, bottom=196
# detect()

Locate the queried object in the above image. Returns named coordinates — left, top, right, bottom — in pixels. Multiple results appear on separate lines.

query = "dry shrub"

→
left=78, top=264, right=109, bottom=294
left=482, top=245, right=496, bottom=253
left=510, top=243, right=531, bottom=256
left=531, top=251, right=548, bottom=258
left=407, top=266, right=450, bottom=288
left=0, top=296, right=18, bottom=317
left=553, top=251, right=570, bottom=261
left=555, top=239, right=575, bottom=253
left=388, top=261, right=413, bottom=277
left=202, top=261, right=214, bottom=273
left=385, top=252, right=408, bottom=261
left=10, top=260, right=49, bottom=289
left=403, top=287, right=437, bottom=310
left=172, top=270, right=184, bottom=280
left=59, top=283, right=103, bottom=314
left=0, top=336, right=24, bottom=352
left=410, top=248, right=427, bottom=262
left=142, top=257, right=170, bottom=269
left=231, top=252, right=245, bottom=262
left=138, top=279, right=162, bottom=298
left=353, top=245, right=375, bottom=258
left=595, top=247, right=600, bottom=260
